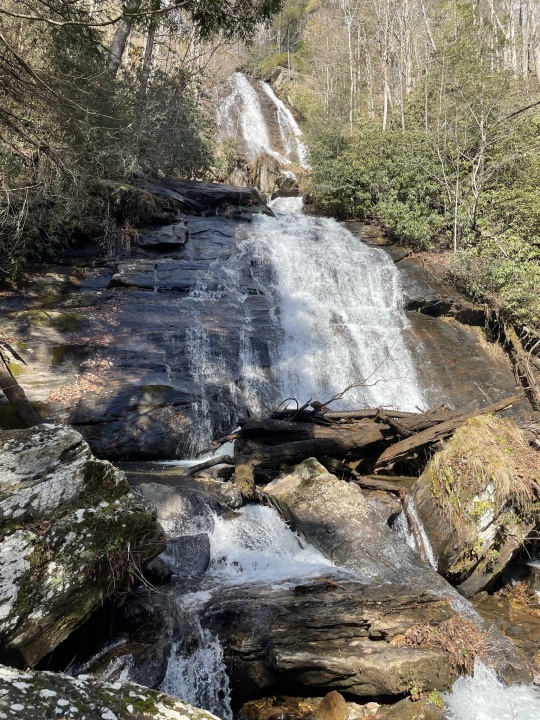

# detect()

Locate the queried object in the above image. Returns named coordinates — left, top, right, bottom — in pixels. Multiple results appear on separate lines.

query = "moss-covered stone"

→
left=413, top=415, right=540, bottom=597
left=0, top=425, right=165, bottom=667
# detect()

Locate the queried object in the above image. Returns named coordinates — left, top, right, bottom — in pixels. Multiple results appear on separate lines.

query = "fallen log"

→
left=186, top=455, right=235, bottom=476
left=323, top=408, right=417, bottom=420
left=237, top=417, right=386, bottom=444
left=239, top=422, right=388, bottom=468
left=377, top=401, right=478, bottom=436
left=374, top=393, right=521, bottom=470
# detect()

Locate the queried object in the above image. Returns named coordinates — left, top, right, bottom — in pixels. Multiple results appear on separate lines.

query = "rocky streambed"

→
left=1, top=180, right=540, bottom=719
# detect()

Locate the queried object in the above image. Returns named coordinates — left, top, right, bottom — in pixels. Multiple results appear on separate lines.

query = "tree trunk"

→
left=108, top=0, right=143, bottom=76
left=0, top=353, right=43, bottom=427
left=239, top=422, right=388, bottom=468
left=374, top=394, right=521, bottom=469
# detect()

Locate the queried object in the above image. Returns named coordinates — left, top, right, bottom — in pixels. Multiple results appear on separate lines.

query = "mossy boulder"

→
left=0, top=663, right=218, bottom=720
left=413, top=415, right=540, bottom=597
left=0, top=424, right=165, bottom=667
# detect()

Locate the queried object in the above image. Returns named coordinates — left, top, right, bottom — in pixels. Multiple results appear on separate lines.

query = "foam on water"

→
left=207, top=504, right=333, bottom=585
left=160, top=622, right=232, bottom=720
left=444, top=662, right=540, bottom=719
left=247, top=196, right=425, bottom=412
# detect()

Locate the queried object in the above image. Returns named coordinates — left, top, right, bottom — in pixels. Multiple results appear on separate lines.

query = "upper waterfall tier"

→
left=215, top=72, right=308, bottom=167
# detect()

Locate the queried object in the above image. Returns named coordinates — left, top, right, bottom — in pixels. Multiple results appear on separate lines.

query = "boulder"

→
left=0, top=663, right=218, bottom=720
left=264, top=458, right=530, bottom=682
left=208, top=579, right=459, bottom=701
left=0, top=424, right=165, bottom=667
left=238, top=694, right=381, bottom=720
left=412, top=415, right=540, bottom=597
left=160, top=533, right=211, bottom=577
left=315, top=691, right=349, bottom=720
left=376, top=696, right=445, bottom=720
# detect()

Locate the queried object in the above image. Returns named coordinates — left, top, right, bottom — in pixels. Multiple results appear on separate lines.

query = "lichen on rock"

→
left=0, top=663, right=219, bottom=720
left=0, top=424, right=165, bottom=667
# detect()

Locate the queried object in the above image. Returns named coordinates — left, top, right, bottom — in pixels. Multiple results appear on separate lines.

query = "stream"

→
left=116, top=189, right=540, bottom=719
left=60, top=73, right=540, bottom=719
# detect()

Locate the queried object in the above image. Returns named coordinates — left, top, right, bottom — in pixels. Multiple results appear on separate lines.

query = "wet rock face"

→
left=208, top=580, right=459, bottom=701
left=1, top=190, right=525, bottom=462
left=0, top=424, right=165, bottom=667
left=0, top=181, right=280, bottom=461
left=0, top=664, right=219, bottom=720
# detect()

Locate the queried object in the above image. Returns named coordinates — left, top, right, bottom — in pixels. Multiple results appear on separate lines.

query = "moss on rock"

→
left=413, top=415, right=540, bottom=595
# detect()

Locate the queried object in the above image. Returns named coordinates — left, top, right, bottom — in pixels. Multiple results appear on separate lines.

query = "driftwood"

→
left=237, top=417, right=389, bottom=444
left=238, top=423, right=388, bottom=468
left=186, top=455, right=235, bottom=476
left=323, top=408, right=417, bottom=420
left=374, top=393, right=521, bottom=469
left=0, top=349, right=43, bottom=427
left=197, top=391, right=523, bottom=504
left=377, top=400, right=478, bottom=436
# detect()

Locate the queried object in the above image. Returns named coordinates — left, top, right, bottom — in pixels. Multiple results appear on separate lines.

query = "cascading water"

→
left=129, top=80, right=540, bottom=720
left=444, top=662, right=540, bottom=719
left=216, top=72, right=308, bottom=167
left=251, top=197, right=424, bottom=411
left=258, top=82, right=309, bottom=167
left=157, top=505, right=335, bottom=719
left=181, top=196, right=425, bottom=456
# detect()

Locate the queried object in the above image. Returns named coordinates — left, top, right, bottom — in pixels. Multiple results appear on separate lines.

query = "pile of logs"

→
left=189, top=393, right=522, bottom=500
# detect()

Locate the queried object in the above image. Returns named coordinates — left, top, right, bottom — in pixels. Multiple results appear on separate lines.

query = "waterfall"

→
left=252, top=197, right=424, bottom=411
left=181, top=197, right=424, bottom=454
left=158, top=505, right=335, bottom=718
left=258, top=81, right=309, bottom=167
left=216, top=72, right=307, bottom=167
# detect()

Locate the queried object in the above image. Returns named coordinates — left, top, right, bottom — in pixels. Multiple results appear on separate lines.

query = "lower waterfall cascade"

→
left=147, top=503, right=540, bottom=720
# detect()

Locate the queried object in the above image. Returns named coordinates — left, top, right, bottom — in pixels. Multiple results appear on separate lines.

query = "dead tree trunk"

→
left=0, top=352, right=43, bottom=427
left=374, top=394, right=521, bottom=469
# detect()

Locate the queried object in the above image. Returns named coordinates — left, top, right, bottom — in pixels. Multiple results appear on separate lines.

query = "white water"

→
left=406, top=498, right=438, bottom=570
left=216, top=72, right=307, bottom=166
left=159, top=504, right=336, bottom=719
left=181, top=196, right=425, bottom=454
left=445, top=662, right=540, bottom=719
left=207, top=504, right=333, bottom=586
left=258, top=81, right=309, bottom=167
left=248, top=197, right=425, bottom=411
left=216, top=72, right=282, bottom=162
left=161, top=623, right=232, bottom=720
